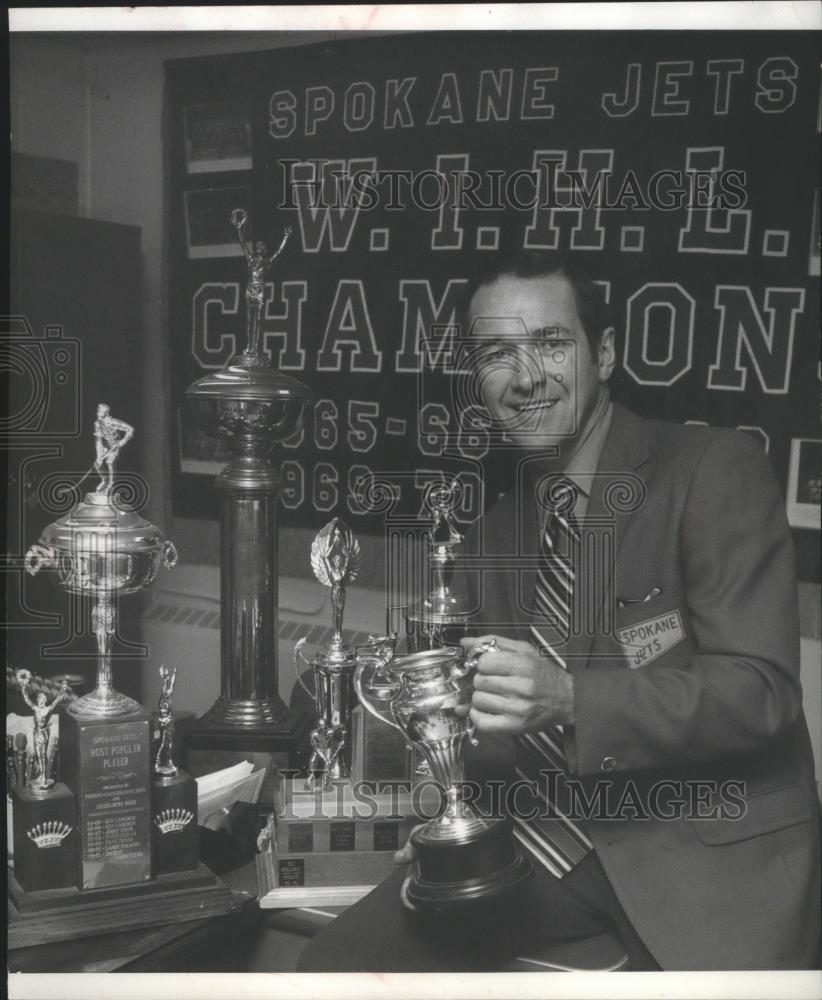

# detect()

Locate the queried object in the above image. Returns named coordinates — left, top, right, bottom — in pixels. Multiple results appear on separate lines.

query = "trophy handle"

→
left=24, top=544, right=56, bottom=576
left=353, top=646, right=402, bottom=731
left=450, top=638, right=498, bottom=679
left=293, top=637, right=318, bottom=701
left=161, top=541, right=178, bottom=569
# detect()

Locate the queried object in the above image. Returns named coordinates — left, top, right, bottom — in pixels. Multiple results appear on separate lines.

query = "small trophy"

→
left=11, top=670, right=78, bottom=892
left=16, top=670, right=69, bottom=794
left=294, top=519, right=361, bottom=790
left=406, top=480, right=470, bottom=652
left=25, top=406, right=178, bottom=719
left=151, top=666, right=198, bottom=876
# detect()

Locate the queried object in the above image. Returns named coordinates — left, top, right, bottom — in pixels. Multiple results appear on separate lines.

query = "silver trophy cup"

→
left=25, top=405, right=177, bottom=719
left=355, top=640, right=532, bottom=910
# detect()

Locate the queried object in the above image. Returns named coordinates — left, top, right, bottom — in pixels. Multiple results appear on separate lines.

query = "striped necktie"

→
left=512, top=477, right=593, bottom=878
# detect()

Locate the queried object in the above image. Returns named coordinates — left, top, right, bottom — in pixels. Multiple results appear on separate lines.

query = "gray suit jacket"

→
left=462, top=403, right=820, bottom=969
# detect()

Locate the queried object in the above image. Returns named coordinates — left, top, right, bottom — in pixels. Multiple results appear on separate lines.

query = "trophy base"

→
left=7, top=864, right=237, bottom=950
left=401, top=818, right=533, bottom=912
left=203, top=695, right=294, bottom=728
left=66, top=687, right=142, bottom=720
left=183, top=710, right=312, bottom=802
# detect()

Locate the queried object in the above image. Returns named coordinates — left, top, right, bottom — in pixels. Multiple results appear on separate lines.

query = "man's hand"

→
left=393, top=824, right=423, bottom=866
left=461, top=635, right=574, bottom=735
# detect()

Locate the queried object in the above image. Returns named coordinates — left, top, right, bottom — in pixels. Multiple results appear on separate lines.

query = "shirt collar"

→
left=563, top=392, right=613, bottom=499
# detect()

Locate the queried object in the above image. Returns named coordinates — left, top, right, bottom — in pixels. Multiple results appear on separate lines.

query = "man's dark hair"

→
left=462, top=251, right=611, bottom=358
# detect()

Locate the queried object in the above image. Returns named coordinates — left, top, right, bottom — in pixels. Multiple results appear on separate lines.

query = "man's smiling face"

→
left=467, top=272, right=614, bottom=456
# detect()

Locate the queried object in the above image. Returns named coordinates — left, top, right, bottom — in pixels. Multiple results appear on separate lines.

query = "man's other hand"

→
left=460, top=635, right=574, bottom=735
left=393, top=824, right=423, bottom=865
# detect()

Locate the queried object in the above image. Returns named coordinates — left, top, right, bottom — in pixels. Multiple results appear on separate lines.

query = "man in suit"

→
left=298, top=252, right=820, bottom=971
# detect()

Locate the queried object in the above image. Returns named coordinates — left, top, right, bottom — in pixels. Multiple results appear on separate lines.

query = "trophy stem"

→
left=204, top=452, right=292, bottom=728
left=417, top=734, right=467, bottom=790
left=67, top=593, right=141, bottom=719
left=94, top=592, right=115, bottom=695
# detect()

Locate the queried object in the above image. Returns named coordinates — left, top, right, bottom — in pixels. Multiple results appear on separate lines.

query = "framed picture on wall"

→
left=183, top=101, right=252, bottom=173
left=787, top=437, right=822, bottom=529
left=184, top=185, right=250, bottom=258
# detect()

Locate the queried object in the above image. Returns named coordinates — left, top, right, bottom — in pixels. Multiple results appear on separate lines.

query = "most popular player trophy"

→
left=185, top=210, right=312, bottom=762
left=293, top=519, right=361, bottom=790
left=11, top=426, right=235, bottom=946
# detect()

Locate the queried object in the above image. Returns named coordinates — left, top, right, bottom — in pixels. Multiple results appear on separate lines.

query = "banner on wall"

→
left=166, top=31, right=820, bottom=540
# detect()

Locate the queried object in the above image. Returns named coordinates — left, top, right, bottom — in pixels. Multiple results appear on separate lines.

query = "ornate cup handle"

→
left=292, top=637, right=318, bottom=701
left=353, top=641, right=402, bottom=731
left=450, top=637, right=498, bottom=679
left=451, top=638, right=498, bottom=746
left=161, top=541, right=178, bottom=569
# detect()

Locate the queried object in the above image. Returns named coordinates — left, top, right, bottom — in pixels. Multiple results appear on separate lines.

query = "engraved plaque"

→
left=350, top=705, right=413, bottom=783
left=278, top=857, right=305, bottom=887
left=373, top=820, right=400, bottom=852
left=329, top=820, right=356, bottom=851
left=288, top=822, right=314, bottom=853
left=62, top=713, right=152, bottom=888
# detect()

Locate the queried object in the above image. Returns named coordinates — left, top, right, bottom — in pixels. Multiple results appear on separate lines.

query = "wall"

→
left=8, top=30, right=821, bottom=772
left=9, top=29, right=393, bottom=582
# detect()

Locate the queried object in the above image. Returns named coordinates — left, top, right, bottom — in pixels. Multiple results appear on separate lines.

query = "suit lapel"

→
left=566, top=404, right=650, bottom=667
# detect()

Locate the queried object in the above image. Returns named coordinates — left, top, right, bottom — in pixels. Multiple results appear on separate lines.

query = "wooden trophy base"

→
left=7, top=863, right=237, bottom=950
left=402, top=818, right=533, bottom=912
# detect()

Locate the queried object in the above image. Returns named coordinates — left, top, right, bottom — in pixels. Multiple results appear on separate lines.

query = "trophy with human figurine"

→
left=257, top=519, right=415, bottom=905
left=183, top=208, right=314, bottom=788
left=293, top=518, right=362, bottom=791
left=9, top=411, right=235, bottom=949
left=405, top=479, right=471, bottom=652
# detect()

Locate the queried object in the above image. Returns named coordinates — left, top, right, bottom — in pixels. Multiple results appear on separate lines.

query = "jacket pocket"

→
left=689, top=784, right=812, bottom=845
left=612, top=591, right=692, bottom=670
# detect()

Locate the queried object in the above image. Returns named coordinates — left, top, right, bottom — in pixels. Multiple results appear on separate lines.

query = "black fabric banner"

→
left=167, top=31, right=820, bottom=544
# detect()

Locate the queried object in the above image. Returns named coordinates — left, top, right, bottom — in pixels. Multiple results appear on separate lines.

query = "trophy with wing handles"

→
left=293, top=518, right=361, bottom=790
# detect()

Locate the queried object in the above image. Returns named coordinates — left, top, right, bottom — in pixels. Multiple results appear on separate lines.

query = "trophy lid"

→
left=186, top=357, right=314, bottom=403
left=38, top=492, right=168, bottom=553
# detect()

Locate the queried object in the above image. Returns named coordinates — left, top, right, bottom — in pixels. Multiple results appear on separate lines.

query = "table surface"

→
left=6, top=859, right=327, bottom=974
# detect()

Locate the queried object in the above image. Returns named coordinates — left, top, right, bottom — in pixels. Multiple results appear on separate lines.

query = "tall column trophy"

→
left=293, top=519, right=360, bottom=790
left=184, top=210, right=313, bottom=776
left=354, top=478, right=532, bottom=911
